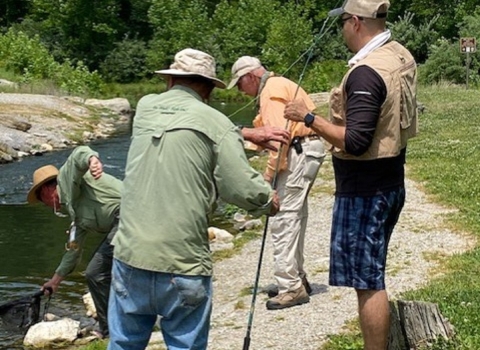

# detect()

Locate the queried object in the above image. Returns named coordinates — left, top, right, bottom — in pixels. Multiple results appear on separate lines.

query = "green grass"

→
left=321, top=84, right=480, bottom=349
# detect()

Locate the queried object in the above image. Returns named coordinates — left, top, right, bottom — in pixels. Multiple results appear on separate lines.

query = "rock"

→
left=82, top=292, right=97, bottom=319
left=233, top=212, right=247, bottom=223
left=208, top=227, right=234, bottom=243
left=239, top=219, right=263, bottom=231
left=40, top=143, right=53, bottom=152
left=17, top=151, right=29, bottom=158
left=23, top=318, right=81, bottom=347
left=0, top=79, right=18, bottom=88
left=210, top=242, right=234, bottom=252
left=309, top=92, right=330, bottom=107
left=0, top=115, right=31, bottom=131
left=84, top=98, right=132, bottom=116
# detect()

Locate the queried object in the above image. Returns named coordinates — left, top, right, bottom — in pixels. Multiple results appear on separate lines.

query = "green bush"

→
left=419, top=38, right=471, bottom=85
left=0, top=28, right=105, bottom=95
left=303, top=60, right=348, bottom=93
left=390, top=12, right=440, bottom=64
left=0, top=29, right=57, bottom=78
left=100, top=38, right=149, bottom=83
left=261, top=3, right=313, bottom=79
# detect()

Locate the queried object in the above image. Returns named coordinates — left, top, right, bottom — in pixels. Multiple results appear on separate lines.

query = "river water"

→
left=0, top=102, right=254, bottom=348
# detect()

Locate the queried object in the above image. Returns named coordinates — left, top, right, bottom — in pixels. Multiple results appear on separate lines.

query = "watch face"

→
left=304, top=113, right=314, bottom=126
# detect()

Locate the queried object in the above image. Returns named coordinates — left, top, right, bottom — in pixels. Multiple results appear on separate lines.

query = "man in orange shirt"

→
left=228, top=56, right=325, bottom=309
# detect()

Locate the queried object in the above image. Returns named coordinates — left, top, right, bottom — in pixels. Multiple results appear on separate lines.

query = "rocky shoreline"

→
left=0, top=93, right=133, bottom=164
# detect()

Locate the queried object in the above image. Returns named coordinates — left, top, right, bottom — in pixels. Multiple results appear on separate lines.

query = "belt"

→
left=294, top=134, right=321, bottom=145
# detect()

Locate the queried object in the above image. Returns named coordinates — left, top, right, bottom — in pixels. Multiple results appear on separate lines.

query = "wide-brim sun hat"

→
left=27, top=165, right=59, bottom=204
left=227, top=56, right=262, bottom=89
left=155, top=48, right=226, bottom=89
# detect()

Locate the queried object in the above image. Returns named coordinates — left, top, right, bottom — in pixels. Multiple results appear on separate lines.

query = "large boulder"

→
left=84, top=97, right=132, bottom=117
left=23, top=318, right=81, bottom=348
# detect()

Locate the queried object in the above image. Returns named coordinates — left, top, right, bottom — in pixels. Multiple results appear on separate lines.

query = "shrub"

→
left=390, top=12, right=440, bottom=64
left=0, top=28, right=105, bottom=95
left=100, top=38, right=149, bottom=83
left=303, top=60, right=348, bottom=93
left=419, top=38, right=473, bottom=86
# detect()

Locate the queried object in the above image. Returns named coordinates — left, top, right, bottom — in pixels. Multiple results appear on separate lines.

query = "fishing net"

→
left=0, top=289, right=50, bottom=332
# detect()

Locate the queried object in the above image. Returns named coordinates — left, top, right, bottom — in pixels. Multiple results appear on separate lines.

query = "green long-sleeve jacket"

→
left=56, top=146, right=122, bottom=276
left=113, top=86, right=273, bottom=276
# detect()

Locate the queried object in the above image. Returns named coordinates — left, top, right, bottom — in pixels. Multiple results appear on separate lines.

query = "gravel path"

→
left=206, top=156, right=473, bottom=350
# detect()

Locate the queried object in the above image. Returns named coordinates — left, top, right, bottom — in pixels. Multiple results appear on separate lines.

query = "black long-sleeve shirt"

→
left=333, top=65, right=406, bottom=196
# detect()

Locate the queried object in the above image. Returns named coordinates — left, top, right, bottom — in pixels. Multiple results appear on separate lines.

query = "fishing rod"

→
left=228, top=15, right=336, bottom=120
left=241, top=14, right=336, bottom=350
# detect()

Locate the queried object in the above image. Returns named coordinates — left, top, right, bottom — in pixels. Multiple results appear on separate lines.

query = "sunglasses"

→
left=338, top=15, right=364, bottom=28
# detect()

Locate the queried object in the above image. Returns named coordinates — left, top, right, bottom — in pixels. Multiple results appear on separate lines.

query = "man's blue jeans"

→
left=107, top=258, right=212, bottom=350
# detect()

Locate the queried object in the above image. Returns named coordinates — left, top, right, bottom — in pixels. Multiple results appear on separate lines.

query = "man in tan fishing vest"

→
left=228, top=56, right=326, bottom=310
left=284, top=0, right=418, bottom=348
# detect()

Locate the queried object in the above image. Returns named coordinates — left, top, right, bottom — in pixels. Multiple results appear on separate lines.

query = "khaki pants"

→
left=270, top=138, right=325, bottom=293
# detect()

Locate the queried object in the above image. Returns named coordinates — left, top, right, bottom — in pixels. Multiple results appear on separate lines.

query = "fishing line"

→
left=227, top=15, right=336, bottom=120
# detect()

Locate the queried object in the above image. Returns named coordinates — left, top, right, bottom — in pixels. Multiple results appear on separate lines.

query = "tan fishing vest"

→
left=329, top=41, right=418, bottom=160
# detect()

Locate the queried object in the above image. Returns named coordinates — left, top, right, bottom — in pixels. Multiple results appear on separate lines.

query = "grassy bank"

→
left=323, top=84, right=480, bottom=349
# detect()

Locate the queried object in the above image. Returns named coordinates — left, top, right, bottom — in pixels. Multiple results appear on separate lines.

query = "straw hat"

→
left=155, top=48, right=226, bottom=89
left=27, top=165, right=59, bottom=204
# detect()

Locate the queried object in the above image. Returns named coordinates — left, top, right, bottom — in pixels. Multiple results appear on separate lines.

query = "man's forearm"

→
left=310, top=115, right=346, bottom=151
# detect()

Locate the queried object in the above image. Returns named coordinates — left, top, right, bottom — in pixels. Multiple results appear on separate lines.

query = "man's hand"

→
left=284, top=99, right=311, bottom=122
left=263, top=172, right=273, bottom=184
left=89, top=156, right=103, bottom=179
left=269, top=191, right=280, bottom=216
left=242, top=126, right=290, bottom=152
left=41, top=274, right=63, bottom=296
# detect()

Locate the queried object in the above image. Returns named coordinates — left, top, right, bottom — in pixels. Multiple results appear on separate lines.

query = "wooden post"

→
left=388, top=300, right=455, bottom=350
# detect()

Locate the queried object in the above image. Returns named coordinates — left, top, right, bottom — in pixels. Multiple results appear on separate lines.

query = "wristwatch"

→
left=304, top=112, right=315, bottom=128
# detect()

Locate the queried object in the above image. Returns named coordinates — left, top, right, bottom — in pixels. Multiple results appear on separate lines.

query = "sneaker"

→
left=266, top=285, right=310, bottom=310
left=265, top=277, right=312, bottom=298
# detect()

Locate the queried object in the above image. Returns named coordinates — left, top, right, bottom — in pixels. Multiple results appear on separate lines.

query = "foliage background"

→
left=2, top=0, right=480, bottom=97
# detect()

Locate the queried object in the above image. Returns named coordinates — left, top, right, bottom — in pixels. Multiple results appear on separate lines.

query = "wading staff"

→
left=242, top=16, right=335, bottom=350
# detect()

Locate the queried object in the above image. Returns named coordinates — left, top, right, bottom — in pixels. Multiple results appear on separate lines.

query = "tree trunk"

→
left=388, top=300, right=455, bottom=350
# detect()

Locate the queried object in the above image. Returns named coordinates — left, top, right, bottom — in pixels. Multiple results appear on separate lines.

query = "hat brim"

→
left=328, top=7, right=345, bottom=17
left=155, top=69, right=226, bottom=89
left=27, top=174, right=58, bottom=204
left=227, top=76, right=240, bottom=90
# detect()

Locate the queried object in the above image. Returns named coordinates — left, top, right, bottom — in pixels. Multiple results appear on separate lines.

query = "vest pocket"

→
left=398, top=60, right=417, bottom=132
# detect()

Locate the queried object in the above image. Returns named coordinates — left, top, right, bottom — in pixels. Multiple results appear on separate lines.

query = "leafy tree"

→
left=390, top=12, right=440, bottom=63
left=419, top=38, right=466, bottom=85
left=29, top=0, right=124, bottom=69
left=262, top=3, right=314, bottom=79
left=100, top=38, right=149, bottom=83
left=0, top=0, right=30, bottom=29
left=211, top=0, right=280, bottom=69
left=146, top=0, right=213, bottom=72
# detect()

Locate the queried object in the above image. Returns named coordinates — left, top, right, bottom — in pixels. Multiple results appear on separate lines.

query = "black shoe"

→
left=265, top=277, right=312, bottom=298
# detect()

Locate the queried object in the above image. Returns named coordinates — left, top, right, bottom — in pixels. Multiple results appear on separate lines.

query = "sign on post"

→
left=460, top=37, right=476, bottom=53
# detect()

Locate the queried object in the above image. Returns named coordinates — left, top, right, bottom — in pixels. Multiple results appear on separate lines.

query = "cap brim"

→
left=328, top=7, right=345, bottom=17
left=155, top=69, right=226, bottom=89
left=227, top=77, right=240, bottom=90
left=27, top=174, right=57, bottom=204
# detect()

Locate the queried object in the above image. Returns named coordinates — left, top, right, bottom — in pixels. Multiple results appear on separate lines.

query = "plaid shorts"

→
left=329, top=187, right=405, bottom=290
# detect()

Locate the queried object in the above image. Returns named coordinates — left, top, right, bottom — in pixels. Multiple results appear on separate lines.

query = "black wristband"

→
left=304, top=112, right=315, bottom=128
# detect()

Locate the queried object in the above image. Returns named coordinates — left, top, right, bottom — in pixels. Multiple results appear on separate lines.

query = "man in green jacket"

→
left=27, top=145, right=122, bottom=339
left=108, top=48, right=279, bottom=350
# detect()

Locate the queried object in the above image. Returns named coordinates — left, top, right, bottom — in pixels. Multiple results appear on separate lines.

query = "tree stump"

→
left=388, top=300, right=455, bottom=349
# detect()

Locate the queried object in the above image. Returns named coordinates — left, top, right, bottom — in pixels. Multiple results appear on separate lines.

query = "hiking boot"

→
left=302, top=276, right=312, bottom=295
left=265, top=277, right=312, bottom=298
left=266, top=285, right=310, bottom=310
